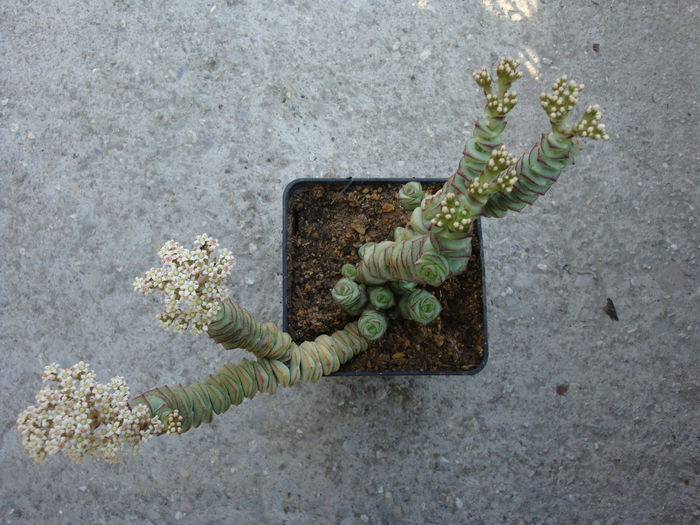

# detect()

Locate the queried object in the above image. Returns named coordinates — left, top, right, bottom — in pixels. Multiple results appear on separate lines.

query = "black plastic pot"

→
left=282, top=177, right=488, bottom=376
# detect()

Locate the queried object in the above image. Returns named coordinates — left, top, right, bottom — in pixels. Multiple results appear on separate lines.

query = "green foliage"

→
left=341, top=263, right=358, bottom=280
left=331, top=278, right=367, bottom=315
left=358, top=309, right=387, bottom=341
left=368, top=286, right=396, bottom=310
left=208, top=299, right=293, bottom=360
left=398, top=181, right=424, bottom=211
left=397, top=289, right=442, bottom=324
left=132, top=318, right=370, bottom=433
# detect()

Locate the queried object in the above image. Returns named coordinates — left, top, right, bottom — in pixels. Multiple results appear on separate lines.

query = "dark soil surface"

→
left=284, top=180, right=485, bottom=373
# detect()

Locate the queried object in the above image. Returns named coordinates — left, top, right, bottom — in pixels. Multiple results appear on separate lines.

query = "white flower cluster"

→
left=430, top=192, right=473, bottom=233
left=472, top=67, right=492, bottom=90
left=539, top=75, right=584, bottom=122
left=484, top=145, right=515, bottom=175
left=16, top=362, right=164, bottom=464
left=133, top=234, right=235, bottom=334
left=485, top=90, right=519, bottom=115
left=465, top=146, right=518, bottom=197
left=495, top=57, right=523, bottom=87
left=473, top=58, right=521, bottom=113
left=485, top=145, right=518, bottom=193
left=494, top=169, right=518, bottom=193
left=165, top=409, right=183, bottom=435
left=573, top=104, right=609, bottom=140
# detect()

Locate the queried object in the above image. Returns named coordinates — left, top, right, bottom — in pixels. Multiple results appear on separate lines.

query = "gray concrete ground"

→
left=1, top=1, right=698, bottom=523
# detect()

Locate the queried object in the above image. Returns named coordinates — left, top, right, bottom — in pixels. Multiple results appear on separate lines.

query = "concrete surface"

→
left=1, top=1, right=698, bottom=523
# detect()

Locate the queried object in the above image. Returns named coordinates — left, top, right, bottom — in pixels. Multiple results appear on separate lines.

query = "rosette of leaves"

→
left=341, top=264, right=358, bottom=280
left=415, top=249, right=450, bottom=287
left=368, top=286, right=396, bottom=310
left=357, top=309, right=388, bottom=341
left=331, top=278, right=367, bottom=315
left=398, top=181, right=424, bottom=212
left=397, top=289, right=442, bottom=324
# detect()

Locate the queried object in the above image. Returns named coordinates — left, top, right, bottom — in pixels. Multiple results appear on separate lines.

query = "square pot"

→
left=282, top=178, right=488, bottom=376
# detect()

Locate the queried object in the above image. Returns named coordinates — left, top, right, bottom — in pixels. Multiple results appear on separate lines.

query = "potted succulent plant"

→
left=16, top=58, right=607, bottom=464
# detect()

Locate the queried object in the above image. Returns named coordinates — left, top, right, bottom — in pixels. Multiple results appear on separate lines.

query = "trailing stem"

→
left=131, top=303, right=369, bottom=433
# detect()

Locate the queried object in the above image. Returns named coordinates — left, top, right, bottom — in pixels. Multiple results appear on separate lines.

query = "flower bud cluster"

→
left=573, top=104, right=609, bottom=140
left=496, top=57, right=523, bottom=89
left=16, top=362, right=164, bottom=464
left=468, top=178, right=489, bottom=194
left=467, top=146, right=518, bottom=196
left=430, top=192, right=473, bottom=233
left=165, top=409, right=183, bottom=435
left=539, top=76, right=584, bottom=122
left=485, top=91, right=519, bottom=115
left=484, top=145, right=515, bottom=176
left=133, top=234, right=235, bottom=334
left=472, top=67, right=492, bottom=91
left=494, top=169, right=519, bottom=193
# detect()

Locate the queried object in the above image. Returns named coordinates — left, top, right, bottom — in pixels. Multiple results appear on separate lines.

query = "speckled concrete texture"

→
left=1, top=1, right=698, bottom=524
